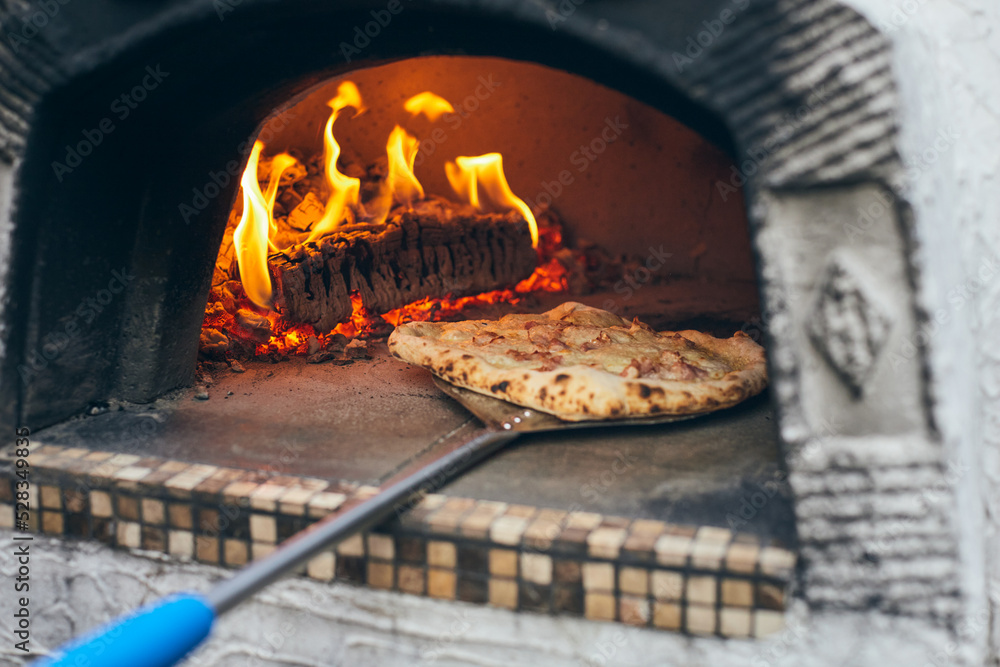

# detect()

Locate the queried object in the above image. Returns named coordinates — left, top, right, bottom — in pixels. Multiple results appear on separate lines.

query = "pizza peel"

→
left=36, top=374, right=703, bottom=667
left=429, top=375, right=704, bottom=431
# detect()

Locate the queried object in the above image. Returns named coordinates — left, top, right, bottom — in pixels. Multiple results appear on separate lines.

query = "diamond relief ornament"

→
left=807, top=253, right=894, bottom=396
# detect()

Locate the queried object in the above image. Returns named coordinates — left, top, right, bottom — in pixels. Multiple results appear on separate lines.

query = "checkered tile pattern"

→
left=0, top=443, right=795, bottom=637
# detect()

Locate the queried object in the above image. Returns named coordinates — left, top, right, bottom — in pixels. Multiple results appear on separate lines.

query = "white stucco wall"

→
left=843, top=0, right=1000, bottom=661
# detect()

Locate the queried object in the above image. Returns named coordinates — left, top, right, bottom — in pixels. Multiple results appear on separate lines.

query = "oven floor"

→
left=33, top=341, right=794, bottom=546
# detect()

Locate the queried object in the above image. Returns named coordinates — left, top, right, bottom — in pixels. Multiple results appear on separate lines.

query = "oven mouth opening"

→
left=23, top=55, right=792, bottom=545
left=21, top=52, right=796, bottom=634
left=200, top=55, right=761, bottom=366
left=20, top=54, right=789, bottom=537
left=141, top=55, right=789, bottom=548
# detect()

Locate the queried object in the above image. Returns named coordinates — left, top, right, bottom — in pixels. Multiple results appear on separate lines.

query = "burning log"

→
left=268, top=199, right=537, bottom=333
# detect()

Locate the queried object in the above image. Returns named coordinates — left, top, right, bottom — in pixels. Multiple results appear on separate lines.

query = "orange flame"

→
left=445, top=153, right=539, bottom=247
left=331, top=293, right=369, bottom=338
left=308, top=82, right=364, bottom=241
left=385, top=125, right=423, bottom=206
left=229, top=86, right=553, bottom=334
left=233, top=141, right=273, bottom=309
left=404, top=92, right=454, bottom=121
left=264, top=153, right=298, bottom=251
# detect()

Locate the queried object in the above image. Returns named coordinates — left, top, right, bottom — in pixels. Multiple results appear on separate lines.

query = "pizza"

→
left=387, top=301, right=767, bottom=421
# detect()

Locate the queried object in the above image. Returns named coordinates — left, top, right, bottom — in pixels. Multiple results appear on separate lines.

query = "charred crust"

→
left=444, top=363, right=454, bottom=373
left=490, top=381, right=510, bottom=393
left=629, top=384, right=664, bottom=399
left=461, top=354, right=473, bottom=360
left=555, top=374, right=570, bottom=383
left=539, top=387, right=548, bottom=400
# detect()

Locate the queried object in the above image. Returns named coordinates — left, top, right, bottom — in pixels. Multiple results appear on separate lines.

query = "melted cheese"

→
left=408, top=315, right=734, bottom=381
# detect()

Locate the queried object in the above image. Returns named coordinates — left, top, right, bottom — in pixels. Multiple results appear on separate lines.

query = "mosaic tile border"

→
left=0, top=443, right=795, bottom=637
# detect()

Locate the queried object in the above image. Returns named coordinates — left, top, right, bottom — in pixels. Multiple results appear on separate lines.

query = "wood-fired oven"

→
left=1, top=0, right=993, bottom=664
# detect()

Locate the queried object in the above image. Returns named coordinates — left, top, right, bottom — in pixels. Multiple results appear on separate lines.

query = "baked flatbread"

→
left=388, top=302, right=767, bottom=421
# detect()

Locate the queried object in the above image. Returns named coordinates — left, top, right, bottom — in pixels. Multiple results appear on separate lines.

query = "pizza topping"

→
left=619, top=353, right=716, bottom=382
left=387, top=302, right=767, bottom=420
left=525, top=319, right=569, bottom=331
left=528, top=324, right=569, bottom=349
left=534, top=354, right=560, bottom=372
left=659, top=350, right=682, bottom=364
left=580, top=330, right=612, bottom=351
left=664, top=358, right=710, bottom=381
left=620, top=357, right=657, bottom=379
left=663, top=332, right=697, bottom=349
left=509, top=349, right=560, bottom=371
left=607, top=329, right=636, bottom=345
left=473, top=332, right=502, bottom=345
left=631, top=316, right=654, bottom=332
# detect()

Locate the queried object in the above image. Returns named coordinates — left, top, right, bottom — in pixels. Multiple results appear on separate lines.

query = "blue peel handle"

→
left=32, top=593, right=215, bottom=667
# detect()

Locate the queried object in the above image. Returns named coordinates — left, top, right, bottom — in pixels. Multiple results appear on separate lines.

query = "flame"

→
left=264, top=153, right=298, bottom=251
left=404, top=92, right=455, bottom=121
left=444, top=160, right=478, bottom=208
left=445, top=153, right=538, bottom=247
left=263, top=154, right=297, bottom=210
left=331, top=293, right=369, bottom=338
left=308, top=82, right=365, bottom=241
left=233, top=141, right=273, bottom=309
left=365, top=126, right=418, bottom=224
left=385, top=125, right=423, bottom=206
left=380, top=92, right=454, bottom=210
left=222, top=86, right=567, bottom=357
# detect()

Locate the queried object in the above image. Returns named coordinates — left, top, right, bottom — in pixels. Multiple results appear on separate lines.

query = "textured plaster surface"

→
left=0, top=534, right=959, bottom=667
left=757, top=185, right=926, bottom=437
left=845, top=0, right=1000, bottom=662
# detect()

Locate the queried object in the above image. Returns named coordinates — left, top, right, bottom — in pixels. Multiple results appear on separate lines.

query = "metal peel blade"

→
left=431, top=374, right=705, bottom=432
